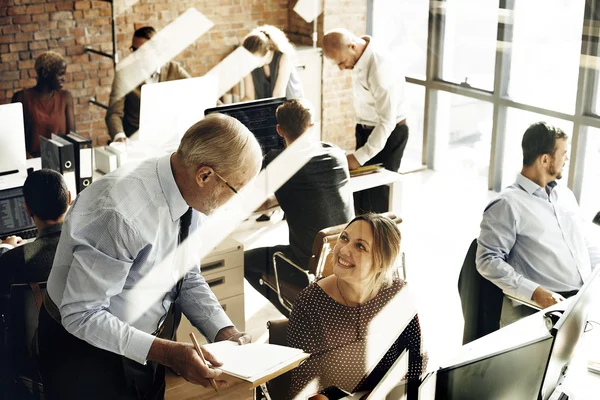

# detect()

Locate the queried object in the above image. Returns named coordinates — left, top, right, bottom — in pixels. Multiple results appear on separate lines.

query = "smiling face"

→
left=333, top=219, right=375, bottom=284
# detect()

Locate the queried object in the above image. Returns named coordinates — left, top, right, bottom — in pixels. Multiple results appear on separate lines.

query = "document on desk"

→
left=203, top=341, right=309, bottom=387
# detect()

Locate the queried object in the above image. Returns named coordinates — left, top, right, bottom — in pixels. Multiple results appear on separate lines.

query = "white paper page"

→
left=203, top=341, right=306, bottom=380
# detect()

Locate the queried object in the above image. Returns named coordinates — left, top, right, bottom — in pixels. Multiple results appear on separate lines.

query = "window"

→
left=440, top=0, right=499, bottom=91
left=502, top=108, right=573, bottom=188
left=372, top=0, right=429, bottom=79
left=402, top=83, right=425, bottom=171
left=579, top=128, right=600, bottom=221
left=508, top=0, right=585, bottom=113
left=432, top=92, right=493, bottom=177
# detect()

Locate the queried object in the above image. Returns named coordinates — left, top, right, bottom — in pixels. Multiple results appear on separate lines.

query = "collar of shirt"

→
left=515, top=173, right=558, bottom=199
left=157, top=154, right=189, bottom=222
left=353, top=35, right=374, bottom=75
left=36, top=222, right=62, bottom=239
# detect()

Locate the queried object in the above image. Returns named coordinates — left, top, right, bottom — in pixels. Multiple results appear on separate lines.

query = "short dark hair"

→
left=23, top=169, right=69, bottom=221
left=522, top=122, right=568, bottom=166
left=133, top=26, right=156, bottom=40
left=275, top=98, right=314, bottom=141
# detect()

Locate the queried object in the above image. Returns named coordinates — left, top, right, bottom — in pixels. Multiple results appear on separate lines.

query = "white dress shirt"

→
left=476, top=173, right=600, bottom=302
left=352, top=36, right=407, bottom=166
left=47, top=155, right=232, bottom=364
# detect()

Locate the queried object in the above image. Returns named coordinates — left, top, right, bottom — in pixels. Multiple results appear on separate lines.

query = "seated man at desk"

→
left=0, top=169, right=70, bottom=309
left=105, top=26, right=191, bottom=142
left=477, top=122, right=600, bottom=326
left=244, top=98, right=354, bottom=316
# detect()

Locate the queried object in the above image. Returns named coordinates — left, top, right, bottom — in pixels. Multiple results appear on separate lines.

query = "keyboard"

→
left=1, top=228, right=37, bottom=241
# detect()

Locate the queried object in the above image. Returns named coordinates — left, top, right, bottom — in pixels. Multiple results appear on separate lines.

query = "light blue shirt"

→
left=476, top=174, right=600, bottom=301
left=47, top=155, right=233, bottom=364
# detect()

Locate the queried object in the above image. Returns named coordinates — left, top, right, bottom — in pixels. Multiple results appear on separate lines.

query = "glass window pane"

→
left=508, top=0, right=585, bottom=113
left=372, top=0, right=429, bottom=79
left=580, top=128, right=600, bottom=222
left=402, top=83, right=425, bottom=172
left=502, top=108, right=573, bottom=188
left=432, top=91, right=494, bottom=178
left=441, top=0, right=499, bottom=91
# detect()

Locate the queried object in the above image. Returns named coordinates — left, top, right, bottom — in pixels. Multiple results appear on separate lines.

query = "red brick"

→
left=18, top=60, right=35, bottom=69
left=0, top=80, right=15, bottom=90
left=18, top=51, right=31, bottom=60
left=9, top=42, right=28, bottom=52
left=0, top=34, right=15, bottom=43
left=56, top=3, right=73, bottom=11
left=19, top=78, right=36, bottom=87
left=83, top=9, right=99, bottom=18
left=28, top=41, right=48, bottom=50
left=71, top=54, right=89, bottom=63
left=1, top=25, right=19, bottom=35
left=25, top=5, right=45, bottom=14
left=51, top=28, right=70, bottom=39
left=12, top=14, right=31, bottom=23
left=57, top=19, right=75, bottom=28
left=66, top=45, right=83, bottom=56
left=44, top=4, right=57, bottom=12
left=32, top=13, right=49, bottom=22
left=74, top=1, right=91, bottom=10
left=33, top=30, right=49, bottom=40
left=7, top=6, right=26, bottom=16
left=0, top=44, right=8, bottom=53
left=50, top=11, right=73, bottom=20
left=14, top=32, right=32, bottom=42
left=21, top=23, right=41, bottom=32
left=73, top=11, right=83, bottom=19
left=28, top=69, right=37, bottom=78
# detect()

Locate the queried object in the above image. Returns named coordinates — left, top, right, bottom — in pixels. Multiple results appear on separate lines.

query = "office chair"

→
left=457, top=240, right=503, bottom=345
left=260, top=212, right=404, bottom=314
left=593, top=211, right=600, bottom=226
left=5, top=281, right=46, bottom=399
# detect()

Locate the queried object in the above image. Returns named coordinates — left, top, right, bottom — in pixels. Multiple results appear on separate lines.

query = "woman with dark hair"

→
left=11, top=51, right=75, bottom=158
left=242, top=25, right=303, bottom=101
left=287, top=213, right=427, bottom=400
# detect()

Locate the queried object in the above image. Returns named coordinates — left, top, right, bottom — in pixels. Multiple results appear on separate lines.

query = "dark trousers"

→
left=38, top=304, right=166, bottom=400
left=353, top=123, right=409, bottom=214
left=244, top=245, right=307, bottom=318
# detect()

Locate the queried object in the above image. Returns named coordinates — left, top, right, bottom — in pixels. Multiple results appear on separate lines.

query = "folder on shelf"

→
left=94, top=147, right=118, bottom=174
left=40, top=136, right=77, bottom=198
left=202, top=341, right=309, bottom=389
left=58, top=132, right=93, bottom=193
left=105, top=143, right=128, bottom=168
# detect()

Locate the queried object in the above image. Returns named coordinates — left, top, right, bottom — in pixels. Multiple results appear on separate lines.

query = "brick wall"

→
left=320, top=0, right=367, bottom=151
left=0, top=0, right=289, bottom=144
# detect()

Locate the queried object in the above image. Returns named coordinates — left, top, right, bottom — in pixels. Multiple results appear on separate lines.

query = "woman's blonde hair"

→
left=242, top=25, right=294, bottom=56
left=344, top=213, right=401, bottom=299
left=34, top=51, right=66, bottom=81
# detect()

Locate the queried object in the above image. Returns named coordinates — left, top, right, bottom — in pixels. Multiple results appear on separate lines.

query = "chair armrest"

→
left=273, top=252, right=315, bottom=281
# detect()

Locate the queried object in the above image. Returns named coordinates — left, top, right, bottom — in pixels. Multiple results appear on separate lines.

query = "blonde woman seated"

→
left=287, top=214, right=426, bottom=400
left=242, top=25, right=303, bottom=101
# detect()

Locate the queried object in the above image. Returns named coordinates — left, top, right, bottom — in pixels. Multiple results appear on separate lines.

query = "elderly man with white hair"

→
left=38, top=114, right=263, bottom=400
left=323, top=28, right=409, bottom=214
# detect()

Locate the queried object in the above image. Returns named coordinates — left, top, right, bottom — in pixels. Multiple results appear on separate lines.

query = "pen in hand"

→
left=189, top=332, right=219, bottom=393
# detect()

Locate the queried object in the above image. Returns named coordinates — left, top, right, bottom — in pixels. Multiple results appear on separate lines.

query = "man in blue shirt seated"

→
left=38, top=114, right=263, bottom=399
left=477, top=122, right=600, bottom=326
left=244, top=99, right=354, bottom=316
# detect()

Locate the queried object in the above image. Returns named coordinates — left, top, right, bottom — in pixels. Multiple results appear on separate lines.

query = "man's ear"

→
left=67, top=191, right=72, bottom=206
left=275, top=124, right=284, bottom=138
left=195, top=166, right=214, bottom=187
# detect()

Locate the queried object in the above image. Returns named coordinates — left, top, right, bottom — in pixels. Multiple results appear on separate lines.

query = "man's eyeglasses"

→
left=213, top=170, right=238, bottom=195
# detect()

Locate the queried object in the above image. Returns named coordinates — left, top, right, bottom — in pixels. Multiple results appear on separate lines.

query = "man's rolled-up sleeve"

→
left=476, top=198, right=539, bottom=301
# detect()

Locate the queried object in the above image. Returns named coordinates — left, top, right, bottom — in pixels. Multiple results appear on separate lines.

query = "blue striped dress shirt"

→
left=47, top=155, right=232, bottom=364
left=477, top=174, right=600, bottom=302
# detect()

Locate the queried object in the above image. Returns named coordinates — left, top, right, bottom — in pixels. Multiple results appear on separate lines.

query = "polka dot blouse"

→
left=286, top=278, right=427, bottom=399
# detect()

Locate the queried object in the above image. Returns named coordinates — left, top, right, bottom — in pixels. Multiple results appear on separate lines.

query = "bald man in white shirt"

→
left=323, top=28, right=409, bottom=214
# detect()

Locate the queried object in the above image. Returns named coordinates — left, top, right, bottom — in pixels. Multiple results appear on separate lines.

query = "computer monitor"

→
left=204, top=97, right=286, bottom=155
left=540, top=266, right=600, bottom=400
left=138, top=76, right=218, bottom=152
left=0, top=186, right=35, bottom=238
left=0, top=103, right=27, bottom=176
left=435, top=334, right=555, bottom=400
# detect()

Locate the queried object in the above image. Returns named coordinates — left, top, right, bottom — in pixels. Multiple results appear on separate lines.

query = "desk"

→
left=349, top=169, right=403, bottom=214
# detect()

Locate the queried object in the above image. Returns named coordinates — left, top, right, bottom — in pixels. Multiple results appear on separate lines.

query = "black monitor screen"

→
left=204, top=97, right=286, bottom=155
left=435, top=335, right=554, bottom=400
left=0, top=186, right=34, bottom=237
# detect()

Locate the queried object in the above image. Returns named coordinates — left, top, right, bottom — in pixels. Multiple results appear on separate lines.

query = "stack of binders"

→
left=58, top=132, right=93, bottom=193
left=40, top=136, right=78, bottom=198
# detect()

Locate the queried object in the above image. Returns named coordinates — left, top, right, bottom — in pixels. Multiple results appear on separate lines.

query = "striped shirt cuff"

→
left=124, top=329, right=156, bottom=365
left=202, top=311, right=234, bottom=343
left=516, top=278, right=540, bottom=303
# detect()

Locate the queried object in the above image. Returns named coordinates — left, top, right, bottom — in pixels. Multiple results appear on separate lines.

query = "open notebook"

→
left=203, top=341, right=310, bottom=388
